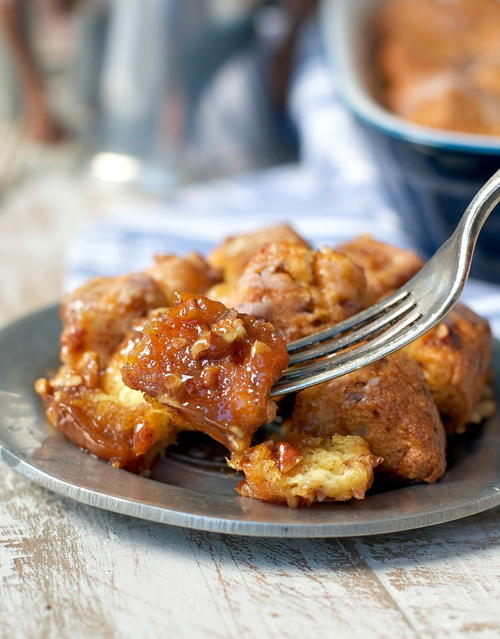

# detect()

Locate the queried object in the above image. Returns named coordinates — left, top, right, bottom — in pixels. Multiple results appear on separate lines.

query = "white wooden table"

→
left=1, top=173, right=499, bottom=639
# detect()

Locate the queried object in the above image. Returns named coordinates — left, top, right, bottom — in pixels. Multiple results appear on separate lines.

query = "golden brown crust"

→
left=213, top=242, right=368, bottom=343
left=145, top=252, right=220, bottom=301
left=37, top=226, right=495, bottom=500
left=208, top=224, right=309, bottom=283
left=404, top=304, right=493, bottom=434
left=35, top=326, right=182, bottom=473
left=60, top=273, right=167, bottom=370
left=336, top=234, right=423, bottom=302
left=36, top=379, right=177, bottom=473
left=229, top=433, right=379, bottom=507
left=205, top=282, right=236, bottom=308
left=292, top=352, right=446, bottom=484
left=121, top=296, right=289, bottom=452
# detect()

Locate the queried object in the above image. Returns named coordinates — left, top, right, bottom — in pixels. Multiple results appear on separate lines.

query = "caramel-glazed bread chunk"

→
left=404, top=304, right=493, bottom=434
left=211, top=242, right=368, bottom=343
left=208, top=224, right=309, bottom=282
left=36, top=321, right=183, bottom=472
left=336, top=235, right=423, bottom=301
left=229, top=434, right=379, bottom=507
left=145, top=252, right=220, bottom=301
left=60, top=273, right=167, bottom=369
left=293, top=352, right=446, bottom=484
left=121, top=296, right=288, bottom=452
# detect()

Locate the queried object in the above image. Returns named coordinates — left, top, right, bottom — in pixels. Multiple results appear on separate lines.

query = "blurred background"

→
left=0, top=0, right=313, bottom=191
left=1, top=0, right=500, bottom=324
left=0, top=0, right=318, bottom=320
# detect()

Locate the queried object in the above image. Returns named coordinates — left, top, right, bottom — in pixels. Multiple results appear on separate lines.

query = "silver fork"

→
left=271, top=169, right=500, bottom=397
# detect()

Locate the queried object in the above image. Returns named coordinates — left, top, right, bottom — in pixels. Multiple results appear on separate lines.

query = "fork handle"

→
left=455, top=169, right=500, bottom=263
left=422, top=169, right=500, bottom=313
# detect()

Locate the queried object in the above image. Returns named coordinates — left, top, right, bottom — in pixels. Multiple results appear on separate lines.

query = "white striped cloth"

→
left=66, top=21, right=500, bottom=336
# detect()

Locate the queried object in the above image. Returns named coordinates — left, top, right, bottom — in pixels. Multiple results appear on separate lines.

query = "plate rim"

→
left=1, top=304, right=499, bottom=538
left=2, top=444, right=500, bottom=538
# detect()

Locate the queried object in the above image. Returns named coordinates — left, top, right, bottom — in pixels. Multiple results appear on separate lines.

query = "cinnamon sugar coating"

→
left=208, top=224, right=309, bottom=283
left=211, top=242, right=368, bottom=343
left=336, top=235, right=423, bottom=302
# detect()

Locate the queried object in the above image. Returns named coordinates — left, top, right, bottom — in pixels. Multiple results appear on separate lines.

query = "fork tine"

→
left=281, top=306, right=421, bottom=381
left=288, top=295, right=417, bottom=365
left=286, top=288, right=411, bottom=354
left=274, top=170, right=500, bottom=397
left=271, top=307, right=422, bottom=396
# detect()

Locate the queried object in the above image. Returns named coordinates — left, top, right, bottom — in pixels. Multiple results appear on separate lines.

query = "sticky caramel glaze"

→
left=36, top=321, right=184, bottom=473
left=36, top=377, right=177, bottom=473
left=121, top=297, right=289, bottom=452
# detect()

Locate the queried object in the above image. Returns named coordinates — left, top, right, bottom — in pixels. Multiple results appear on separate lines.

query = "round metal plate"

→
left=0, top=305, right=499, bottom=537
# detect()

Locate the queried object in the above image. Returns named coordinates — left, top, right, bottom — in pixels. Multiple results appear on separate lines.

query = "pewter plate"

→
left=0, top=305, right=499, bottom=537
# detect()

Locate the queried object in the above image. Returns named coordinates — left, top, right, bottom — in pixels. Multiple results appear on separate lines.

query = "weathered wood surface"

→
left=1, top=176, right=500, bottom=639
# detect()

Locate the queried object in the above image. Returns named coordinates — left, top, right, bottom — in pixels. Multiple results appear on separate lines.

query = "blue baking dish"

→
left=321, top=0, right=500, bottom=282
